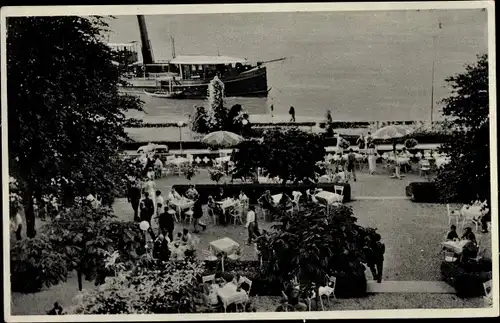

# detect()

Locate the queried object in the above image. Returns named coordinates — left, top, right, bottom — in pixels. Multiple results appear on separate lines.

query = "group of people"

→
left=444, top=225, right=479, bottom=263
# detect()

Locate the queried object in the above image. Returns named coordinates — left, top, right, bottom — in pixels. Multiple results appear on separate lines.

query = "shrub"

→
left=256, top=203, right=376, bottom=297
left=10, top=234, right=68, bottom=293
left=440, top=259, right=492, bottom=298
left=406, top=182, right=440, bottom=203
left=208, top=169, right=225, bottom=184
left=70, top=258, right=209, bottom=314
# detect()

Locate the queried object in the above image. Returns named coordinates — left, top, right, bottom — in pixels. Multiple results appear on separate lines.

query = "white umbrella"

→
left=371, top=125, right=413, bottom=140
left=201, top=131, right=244, bottom=147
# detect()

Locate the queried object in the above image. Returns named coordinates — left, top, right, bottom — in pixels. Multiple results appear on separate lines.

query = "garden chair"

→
left=207, top=207, right=217, bottom=225
left=483, top=280, right=493, bottom=306
left=446, top=204, right=462, bottom=226
left=334, top=185, right=344, bottom=202
left=184, top=207, right=194, bottom=224
left=443, top=250, right=458, bottom=263
left=318, top=275, right=337, bottom=310
left=419, top=160, right=431, bottom=178
left=229, top=203, right=244, bottom=225
left=460, top=210, right=483, bottom=232
left=235, top=276, right=253, bottom=312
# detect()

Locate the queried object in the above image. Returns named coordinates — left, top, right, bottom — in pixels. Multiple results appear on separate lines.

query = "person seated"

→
left=275, top=297, right=295, bottom=312
left=153, top=234, right=170, bottom=262
left=47, top=302, right=64, bottom=315
left=461, top=227, right=477, bottom=244
left=173, top=232, right=183, bottom=243
left=281, top=281, right=307, bottom=312
left=203, top=279, right=221, bottom=306
left=168, top=188, right=181, bottom=201
left=335, top=165, right=347, bottom=183
left=180, top=228, right=193, bottom=247
left=215, top=187, right=225, bottom=202
left=239, top=190, right=248, bottom=201
left=446, top=225, right=459, bottom=241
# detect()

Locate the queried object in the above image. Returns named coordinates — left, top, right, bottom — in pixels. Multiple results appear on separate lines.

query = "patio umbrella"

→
left=371, top=125, right=413, bottom=140
left=201, top=131, right=244, bottom=148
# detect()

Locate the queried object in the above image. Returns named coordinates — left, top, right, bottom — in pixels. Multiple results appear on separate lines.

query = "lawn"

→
left=9, top=168, right=491, bottom=315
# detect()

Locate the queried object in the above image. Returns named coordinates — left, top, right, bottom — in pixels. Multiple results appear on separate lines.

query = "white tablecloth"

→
left=217, top=282, right=248, bottom=309
left=315, top=191, right=342, bottom=204
left=167, top=157, right=190, bottom=165
left=209, top=237, right=240, bottom=254
left=272, top=194, right=282, bottom=205
left=170, top=198, right=195, bottom=216
left=441, top=240, right=470, bottom=254
left=217, top=199, right=238, bottom=212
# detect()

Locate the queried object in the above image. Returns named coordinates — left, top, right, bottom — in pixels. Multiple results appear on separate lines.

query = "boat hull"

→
left=123, top=66, right=268, bottom=99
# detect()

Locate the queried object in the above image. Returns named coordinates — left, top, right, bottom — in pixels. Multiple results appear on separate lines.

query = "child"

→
left=446, top=225, right=459, bottom=241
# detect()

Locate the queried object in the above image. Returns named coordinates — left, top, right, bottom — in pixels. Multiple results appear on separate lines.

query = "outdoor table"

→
left=217, top=282, right=249, bottom=312
left=169, top=198, right=195, bottom=218
left=441, top=240, right=470, bottom=255
left=272, top=194, right=282, bottom=205
left=315, top=190, right=342, bottom=204
left=210, top=237, right=240, bottom=272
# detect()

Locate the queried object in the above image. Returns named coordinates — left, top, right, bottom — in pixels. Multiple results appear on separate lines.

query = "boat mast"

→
left=171, top=36, right=176, bottom=59
left=137, top=15, right=155, bottom=65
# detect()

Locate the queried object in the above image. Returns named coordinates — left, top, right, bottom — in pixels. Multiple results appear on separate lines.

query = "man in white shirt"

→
left=245, top=205, right=259, bottom=245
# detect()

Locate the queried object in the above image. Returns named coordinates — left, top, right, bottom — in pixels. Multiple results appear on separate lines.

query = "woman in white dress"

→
left=367, top=143, right=377, bottom=175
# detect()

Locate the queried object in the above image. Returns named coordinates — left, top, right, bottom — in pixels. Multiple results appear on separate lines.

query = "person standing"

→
left=141, top=192, right=155, bottom=224
left=245, top=205, right=259, bottom=244
left=289, top=106, right=296, bottom=122
left=367, top=142, right=377, bottom=175
left=193, top=198, right=207, bottom=233
left=153, top=234, right=171, bottom=262
left=356, top=134, right=366, bottom=150
left=10, top=205, right=23, bottom=241
left=372, top=234, right=385, bottom=283
left=142, top=174, right=157, bottom=215
left=154, top=157, right=163, bottom=179
left=127, top=179, right=142, bottom=221
left=159, top=206, right=175, bottom=242
left=346, top=149, right=357, bottom=182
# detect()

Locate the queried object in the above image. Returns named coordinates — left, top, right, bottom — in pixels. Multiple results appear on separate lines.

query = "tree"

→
left=41, top=201, right=144, bottom=291
left=434, top=54, right=490, bottom=203
left=7, top=16, right=143, bottom=237
left=231, top=139, right=264, bottom=181
left=257, top=203, right=377, bottom=291
left=232, top=128, right=326, bottom=185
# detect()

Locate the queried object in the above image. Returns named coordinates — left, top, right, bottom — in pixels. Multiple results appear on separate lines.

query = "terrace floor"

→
left=9, top=165, right=491, bottom=315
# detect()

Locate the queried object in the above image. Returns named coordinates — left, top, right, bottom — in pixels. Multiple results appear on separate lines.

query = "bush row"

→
left=202, top=259, right=367, bottom=298
left=405, top=182, right=440, bottom=203
left=440, top=259, right=492, bottom=297
left=172, top=182, right=351, bottom=204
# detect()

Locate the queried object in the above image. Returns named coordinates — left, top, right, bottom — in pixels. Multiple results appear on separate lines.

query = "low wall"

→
left=172, top=182, right=351, bottom=204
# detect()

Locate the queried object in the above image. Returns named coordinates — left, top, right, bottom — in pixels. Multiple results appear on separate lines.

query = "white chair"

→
left=201, top=250, right=217, bottom=262
left=419, top=160, right=431, bottom=177
left=461, top=209, right=482, bottom=232
left=229, top=203, right=244, bottom=225
left=227, top=253, right=240, bottom=261
left=334, top=185, right=345, bottom=202
left=483, top=280, right=493, bottom=306
left=292, top=191, right=302, bottom=212
left=446, top=204, right=461, bottom=226
left=444, top=250, right=458, bottom=263
left=318, top=275, right=337, bottom=310
left=235, top=276, right=253, bottom=312
left=184, top=208, right=194, bottom=224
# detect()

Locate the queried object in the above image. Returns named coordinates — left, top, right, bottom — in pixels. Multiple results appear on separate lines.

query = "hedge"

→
left=440, top=259, right=492, bottom=297
left=406, top=182, right=440, bottom=203
left=202, top=259, right=367, bottom=298
left=173, top=182, right=351, bottom=204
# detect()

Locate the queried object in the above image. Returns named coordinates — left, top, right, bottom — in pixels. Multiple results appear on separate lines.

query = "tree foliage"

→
left=69, top=257, right=209, bottom=314
left=232, top=128, right=326, bottom=184
left=7, top=16, right=143, bottom=237
left=257, top=203, right=378, bottom=286
left=40, top=201, right=145, bottom=291
left=434, top=54, right=490, bottom=203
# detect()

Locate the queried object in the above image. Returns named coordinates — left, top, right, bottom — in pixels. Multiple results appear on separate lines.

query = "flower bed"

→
left=173, top=182, right=351, bottom=204
left=440, top=259, right=492, bottom=298
left=405, top=182, right=440, bottom=203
